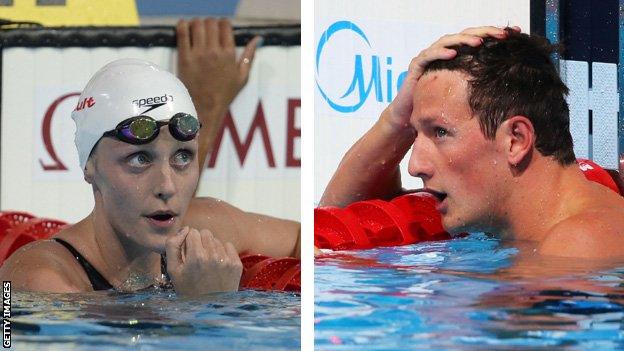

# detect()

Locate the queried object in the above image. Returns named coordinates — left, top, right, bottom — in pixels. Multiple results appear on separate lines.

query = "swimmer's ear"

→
left=499, top=115, right=534, bottom=167
left=83, top=157, right=96, bottom=184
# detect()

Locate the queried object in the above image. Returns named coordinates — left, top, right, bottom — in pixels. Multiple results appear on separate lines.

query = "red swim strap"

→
left=577, top=158, right=621, bottom=194
left=315, top=192, right=451, bottom=251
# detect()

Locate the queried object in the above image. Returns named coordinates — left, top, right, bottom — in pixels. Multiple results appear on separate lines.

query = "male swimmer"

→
left=321, top=26, right=624, bottom=259
left=0, top=19, right=299, bottom=294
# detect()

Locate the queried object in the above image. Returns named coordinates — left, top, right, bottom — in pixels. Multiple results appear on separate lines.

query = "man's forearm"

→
left=319, top=112, right=415, bottom=207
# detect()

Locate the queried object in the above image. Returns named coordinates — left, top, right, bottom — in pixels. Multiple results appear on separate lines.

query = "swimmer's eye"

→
left=434, top=127, right=449, bottom=138
left=172, top=149, right=194, bottom=168
left=127, top=152, right=151, bottom=167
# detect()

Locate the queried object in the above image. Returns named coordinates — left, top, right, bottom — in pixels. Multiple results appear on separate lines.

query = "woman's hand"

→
left=166, top=226, right=243, bottom=297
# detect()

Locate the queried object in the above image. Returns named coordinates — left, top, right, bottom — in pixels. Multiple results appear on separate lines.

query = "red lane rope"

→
left=315, top=192, right=451, bottom=251
left=0, top=213, right=301, bottom=293
left=316, top=158, right=622, bottom=251
left=239, top=256, right=300, bottom=291
left=0, top=217, right=67, bottom=264
left=0, top=211, right=35, bottom=239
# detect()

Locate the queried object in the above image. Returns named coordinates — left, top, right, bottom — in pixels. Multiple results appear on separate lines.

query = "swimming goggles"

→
left=102, top=113, right=201, bottom=144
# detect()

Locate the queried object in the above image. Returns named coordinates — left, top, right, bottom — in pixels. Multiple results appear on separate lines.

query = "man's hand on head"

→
left=382, top=26, right=517, bottom=133
left=319, top=26, right=520, bottom=208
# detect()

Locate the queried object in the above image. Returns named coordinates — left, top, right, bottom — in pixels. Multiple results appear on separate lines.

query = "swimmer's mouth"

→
left=145, top=211, right=177, bottom=221
left=419, top=188, right=448, bottom=202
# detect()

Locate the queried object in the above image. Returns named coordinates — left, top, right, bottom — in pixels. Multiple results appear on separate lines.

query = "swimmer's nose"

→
left=407, top=139, right=434, bottom=180
left=154, top=164, right=176, bottom=201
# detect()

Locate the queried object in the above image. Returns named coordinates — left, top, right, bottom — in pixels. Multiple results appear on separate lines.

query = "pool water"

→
left=315, top=233, right=624, bottom=350
left=10, top=289, right=300, bottom=350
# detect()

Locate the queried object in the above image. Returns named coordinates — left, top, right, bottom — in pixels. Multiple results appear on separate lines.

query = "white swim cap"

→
left=71, top=58, right=198, bottom=170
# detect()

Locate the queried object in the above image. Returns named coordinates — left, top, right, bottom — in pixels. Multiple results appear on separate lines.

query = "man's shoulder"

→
left=539, top=208, right=624, bottom=259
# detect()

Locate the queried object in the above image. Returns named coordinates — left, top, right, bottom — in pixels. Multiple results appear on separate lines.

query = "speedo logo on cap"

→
left=133, top=94, right=174, bottom=114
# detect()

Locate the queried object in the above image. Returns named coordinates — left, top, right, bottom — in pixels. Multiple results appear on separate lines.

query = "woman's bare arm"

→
left=184, top=197, right=300, bottom=258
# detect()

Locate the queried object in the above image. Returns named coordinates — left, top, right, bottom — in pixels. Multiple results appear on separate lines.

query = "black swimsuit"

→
left=53, top=238, right=170, bottom=291
left=53, top=238, right=113, bottom=290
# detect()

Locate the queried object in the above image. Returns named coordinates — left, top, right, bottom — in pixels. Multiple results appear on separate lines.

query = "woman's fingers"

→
left=224, top=242, right=239, bottom=261
left=168, top=226, right=243, bottom=295
left=238, top=36, right=261, bottom=80
left=219, top=18, right=235, bottom=49
left=165, top=226, right=190, bottom=270
left=225, top=242, right=243, bottom=277
left=199, top=229, right=218, bottom=259
left=186, top=228, right=205, bottom=262
left=204, top=17, right=219, bottom=49
left=189, top=18, right=206, bottom=49
left=176, top=20, right=191, bottom=56
left=212, top=236, right=228, bottom=263
left=197, top=229, right=233, bottom=267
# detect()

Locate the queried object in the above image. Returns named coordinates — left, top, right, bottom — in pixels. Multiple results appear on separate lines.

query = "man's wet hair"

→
left=424, top=28, right=576, bottom=165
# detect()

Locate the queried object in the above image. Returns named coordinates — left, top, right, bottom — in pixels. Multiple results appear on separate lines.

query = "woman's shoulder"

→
left=0, top=236, right=92, bottom=292
left=188, top=196, right=237, bottom=212
left=185, top=197, right=245, bottom=230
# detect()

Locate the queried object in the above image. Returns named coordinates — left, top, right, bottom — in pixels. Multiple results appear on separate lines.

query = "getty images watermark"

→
left=2, top=282, right=9, bottom=348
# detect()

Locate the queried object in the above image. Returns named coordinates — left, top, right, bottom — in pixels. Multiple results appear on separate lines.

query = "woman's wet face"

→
left=88, top=126, right=200, bottom=252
